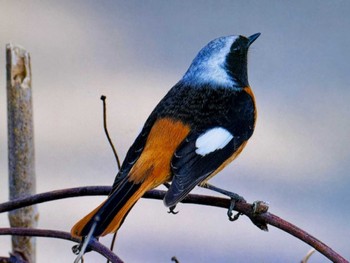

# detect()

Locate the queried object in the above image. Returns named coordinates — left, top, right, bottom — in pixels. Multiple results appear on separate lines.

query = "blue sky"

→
left=0, top=1, right=349, bottom=262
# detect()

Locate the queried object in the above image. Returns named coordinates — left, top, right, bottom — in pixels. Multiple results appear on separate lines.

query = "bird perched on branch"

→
left=71, top=33, right=260, bottom=239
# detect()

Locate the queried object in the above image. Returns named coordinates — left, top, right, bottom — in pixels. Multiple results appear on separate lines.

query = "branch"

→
left=0, top=186, right=110, bottom=213
left=0, top=186, right=348, bottom=263
left=0, top=228, right=123, bottom=263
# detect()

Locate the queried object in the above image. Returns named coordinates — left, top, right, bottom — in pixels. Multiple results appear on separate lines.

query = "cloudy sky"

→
left=0, top=1, right=349, bottom=262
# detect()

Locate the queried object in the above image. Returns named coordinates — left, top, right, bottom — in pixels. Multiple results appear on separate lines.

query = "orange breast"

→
left=128, top=118, right=191, bottom=187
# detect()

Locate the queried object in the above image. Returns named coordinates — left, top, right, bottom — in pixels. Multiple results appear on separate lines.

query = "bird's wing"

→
left=111, top=119, right=155, bottom=190
left=164, top=127, right=247, bottom=207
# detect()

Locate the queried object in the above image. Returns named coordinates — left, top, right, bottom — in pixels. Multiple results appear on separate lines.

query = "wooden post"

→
left=6, top=44, right=38, bottom=263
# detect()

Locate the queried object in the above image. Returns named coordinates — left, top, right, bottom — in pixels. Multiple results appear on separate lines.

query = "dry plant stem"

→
left=301, top=249, right=316, bottom=263
left=100, top=95, right=121, bottom=169
left=0, top=186, right=348, bottom=263
left=6, top=44, right=38, bottom=263
left=0, top=228, right=123, bottom=263
left=100, top=95, right=120, bottom=262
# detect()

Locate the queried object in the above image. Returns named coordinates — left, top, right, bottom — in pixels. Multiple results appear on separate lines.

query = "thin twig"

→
left=301, top=249, right=316, bottom=263
left=100, top=95, right=121, bottom=169
left=100, top=95, right=120, bottom=262
left=108, top=234, right=117, bottom=263
left=171, top=256, right=180, bottom=263
left=0, top=186, right=347, bottom=262
left=0, top=228, right=123, bottom=263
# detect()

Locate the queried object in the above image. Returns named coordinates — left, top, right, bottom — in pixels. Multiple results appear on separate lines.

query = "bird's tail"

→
left=71, top=178, right=146, bottom=238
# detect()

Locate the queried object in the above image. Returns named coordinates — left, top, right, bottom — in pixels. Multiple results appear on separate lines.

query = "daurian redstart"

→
left=71, top=33, right=260, bottom=238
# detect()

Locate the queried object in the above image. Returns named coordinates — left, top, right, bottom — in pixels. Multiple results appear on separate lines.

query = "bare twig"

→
left=6, top=44, right=38, bottom=263
left=301, top=249, right=316, bottom=263
left=100, top=95, right=121, bottom=169
left=171, top=256, right=180, bottom=263
left=108, top=233, right=117, bottom=263
left=261, top=213, right=347, bottom=263
left=0, top=228, right=123, bottom=263
left=100, top=95, right=121, bottom=262
left=0, top=186, right=347, bottom=262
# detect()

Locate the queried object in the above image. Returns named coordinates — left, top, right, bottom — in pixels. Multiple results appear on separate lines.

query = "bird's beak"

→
left=247, top=33, right=261, bottom=47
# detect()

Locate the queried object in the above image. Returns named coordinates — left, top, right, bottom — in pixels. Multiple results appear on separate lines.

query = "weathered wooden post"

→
left=6, top=44, right=38, bottom=263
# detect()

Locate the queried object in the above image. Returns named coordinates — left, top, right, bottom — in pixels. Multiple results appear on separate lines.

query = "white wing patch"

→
left=195, top=127, right=233, bottom=156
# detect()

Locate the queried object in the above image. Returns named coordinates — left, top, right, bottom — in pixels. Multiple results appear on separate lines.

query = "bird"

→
left=71, top=33, right=260, bottom=239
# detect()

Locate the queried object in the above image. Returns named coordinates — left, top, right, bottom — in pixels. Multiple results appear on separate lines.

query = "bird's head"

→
left=181, top=33, right=260, bottom=88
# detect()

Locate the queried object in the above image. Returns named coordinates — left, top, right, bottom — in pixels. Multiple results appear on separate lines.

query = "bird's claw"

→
left=168, top=205, right=179, bottom=214
left=72, top=243, right=82, bottom=255
left=225, top=191, right=245, bottom=222
left=227, top=198, right=243, bottom=221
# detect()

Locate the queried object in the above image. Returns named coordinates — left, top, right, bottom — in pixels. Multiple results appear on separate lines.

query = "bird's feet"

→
left=199, top=182, right=246, bottom=221
left=167, top=205, right=179, bottom=215
left=163, top=183, right=180, bottom=215
left=227, top=198, right=244, bottom=221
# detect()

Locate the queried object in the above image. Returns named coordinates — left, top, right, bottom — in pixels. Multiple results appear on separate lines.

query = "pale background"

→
left=0, top=1, right=349, bottom=262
